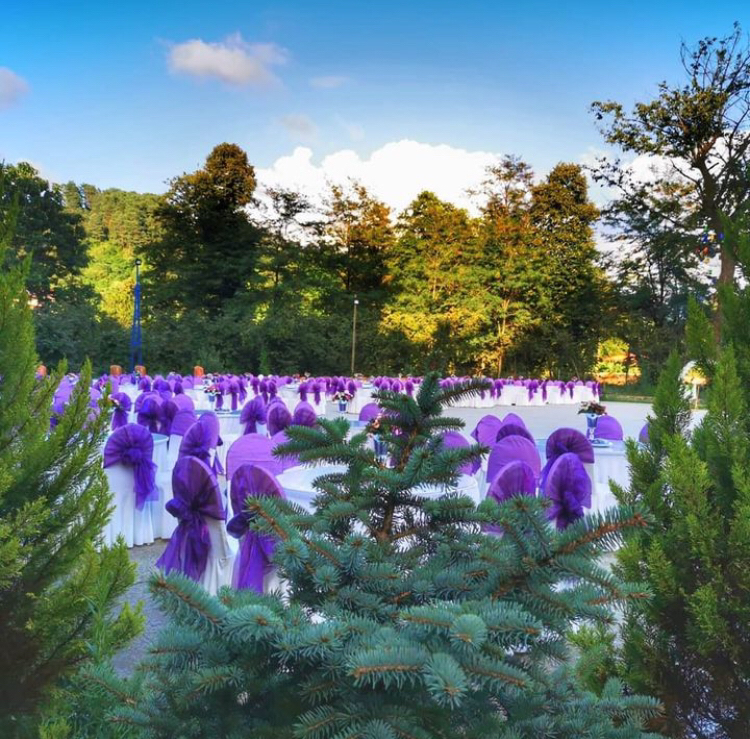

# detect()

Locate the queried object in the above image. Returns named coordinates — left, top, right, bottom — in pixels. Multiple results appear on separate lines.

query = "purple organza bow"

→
left=542, top=452, right=591, bottom=530
left=110, top=392, right=132, bottom=430
left=103, top=424, right=158, bottom=509
left=226, top=464, right=284, bottom=591
left=241, top=395, right=267, bottom=435
left=157, top=457, right=225, bottom=581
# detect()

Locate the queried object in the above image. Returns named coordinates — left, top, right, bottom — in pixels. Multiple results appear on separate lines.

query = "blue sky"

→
left=1, top=0, right=747, bottom=207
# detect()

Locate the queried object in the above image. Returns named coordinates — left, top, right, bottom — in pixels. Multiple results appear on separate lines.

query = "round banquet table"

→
left=277, top=464, right=481, bottom=512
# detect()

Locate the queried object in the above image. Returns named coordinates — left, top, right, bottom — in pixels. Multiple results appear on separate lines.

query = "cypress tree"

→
left=615, top=221, right=750, bottom=737
left=0, top=176, right=140, bottom=736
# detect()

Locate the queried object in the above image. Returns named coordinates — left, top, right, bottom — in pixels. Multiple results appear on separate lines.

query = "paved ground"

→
left=114, top=399, right=695, bottom=674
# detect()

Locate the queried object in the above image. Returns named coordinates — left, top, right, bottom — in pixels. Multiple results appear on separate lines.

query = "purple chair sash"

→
left=110, top=392, right=132, bottom=430
left=359, top=403, right=380, bottom=422
left=441, top=431, right=480, bottom=475
left=471, top=415, right=503, bottom=447
left=227, top=464, right=284, bottom=591
left=542, top=452, right=591, bottom=529
left=157, top=457, right=225, bottom=581
left=594, top=415, right=624, bottom=441
left=292, top=401, right=317, bottom=427
left=271, top=430, right=300, bottom=470
left=488, top=460, right=536, bottom=502
left=241, top=395, right=267, bottom=435
left=487, top=435, right=541, bottom=486
left=495, top=423, right=534, bottom=444
left=540, top=427, right=594, bottom=491
left=267, top=402, right=292, bottom=436
left=103, top=424, right=158, bottom=509
left=136, top=396, right=163, bottom=434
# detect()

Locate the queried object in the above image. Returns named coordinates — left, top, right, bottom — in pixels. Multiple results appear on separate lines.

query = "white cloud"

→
left=279, top=114, right=317, bottom=140
left=310, top=75, right=349, bottom=89
left=0, top=67, right=28, bottom=111
left=167, top=33, right=287, bottom=87
left=256, top=140, right=498, bottom=215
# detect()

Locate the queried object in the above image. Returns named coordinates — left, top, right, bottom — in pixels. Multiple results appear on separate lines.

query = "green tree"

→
left=473, top=157, right=543, bottom=376
left=0, top=174, right=140, bottom=735
left=0, top=162, right=87, bottom=301
left=143, top=142, right=261, bottom=313
left=383, top=191, right=483, bottom=371
left=519, top=162, right=606, bottom=376
left=592, top=23, right=750, bottom=294
left=82, top=377, right=659, bottom=738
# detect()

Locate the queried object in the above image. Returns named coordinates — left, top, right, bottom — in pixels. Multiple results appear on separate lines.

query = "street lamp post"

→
left=130, top=258, right=143, bottom=372
left=350, top=298, right=359, bottom=376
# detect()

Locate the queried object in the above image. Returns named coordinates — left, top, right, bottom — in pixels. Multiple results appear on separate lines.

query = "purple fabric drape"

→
left=502, top=413, right=526, bottom=428
left=441, top=431, right=480, bottom=475
left=292, top=402, right=317, bottom=427
left=157, top=457, right=225, bottom=581
left=173, top=394, right=194, bottom=412
left=267, top=403, right=292, bottom=436
left=228, top=380, right=240, bottom=411
left=198, top=413, right=224, bottom=476
left=487, top=435, right=541, bottom=486
left=541, top=452, right=591, bottom=529
left=638, top=423, right=649, bottom=444
left=110, top=392, right=132, bottom=430
left=495, top=423, right=534, bottom=444
left=161, top=399, right=179, bottom=436
left=227, top=434, right=284, bottom=478
left=270, top=430, right=300, bottom=470
left=347, top=380, right=357, bottom=396
left=540, top=427, right=594, bottom=491
left=471, top=415, right=503, bottom=447
left=170, top=410, right=198, bottom=437
left=136, top=396, right=163, bottom=434
left=594, top=415, right=624, bottom=441
left=359, top=403, right=380, bottom=422
left=103, top=424, right=158, bottom=509
left=227, top=464, right=284, bottom=591
left=488, top=460, right=536, bottom=503
left=405, top=380, right=414, bottom=396
left=179, top=420, right=213, bottom=465
left=298, top=381, right=308, bottom=403
left=241, top=395, right=267, bottom=435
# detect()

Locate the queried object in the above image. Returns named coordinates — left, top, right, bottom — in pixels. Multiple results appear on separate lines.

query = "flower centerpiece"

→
left=203, top=383, right=221, bottom=407
left=331, top=390, right=353, bottom=412
left=578, top=400, right=607, bottom=439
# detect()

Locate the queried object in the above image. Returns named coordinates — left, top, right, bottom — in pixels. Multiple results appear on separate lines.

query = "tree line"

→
left=3, top=26, right=750, bottom=385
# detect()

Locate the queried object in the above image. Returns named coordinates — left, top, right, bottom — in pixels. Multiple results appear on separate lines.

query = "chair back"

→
left=487, top=460, right=536, bottom=503
left=595, top=415, right=624, bottom=441
left=441, top=431, right=480, bottom=475
left=471, top=415, right=502, bottom=446
left=227, top=434, right=283, bottom=480
left=487, top=435, right=541, bottom=485
left=359, top=403, right=380, bottom=422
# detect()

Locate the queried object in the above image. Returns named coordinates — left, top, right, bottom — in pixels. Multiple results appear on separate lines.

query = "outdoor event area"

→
left=2, top=3, right=750, bottom=739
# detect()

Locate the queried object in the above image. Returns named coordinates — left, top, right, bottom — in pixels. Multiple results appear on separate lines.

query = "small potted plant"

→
left=332, top=390, right=353, bottom=413
left=577, top=400, right=607, bottom=439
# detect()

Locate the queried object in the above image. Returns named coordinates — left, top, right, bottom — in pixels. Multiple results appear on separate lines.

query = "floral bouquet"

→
left=331, top=391, right=353, bottom=403
left=578, top=400, right=606, bottom=439
left=204, top=384, right=221, bottom=399
left=577, top=400, right=606, bottom=416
